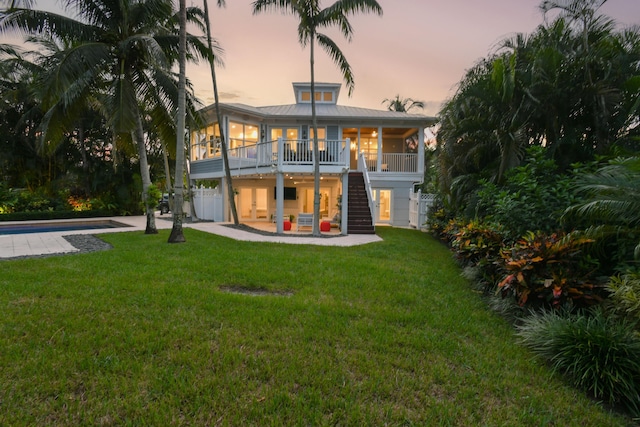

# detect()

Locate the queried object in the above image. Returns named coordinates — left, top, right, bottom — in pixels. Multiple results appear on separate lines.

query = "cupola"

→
left=292, top=82, right=341, bottom=105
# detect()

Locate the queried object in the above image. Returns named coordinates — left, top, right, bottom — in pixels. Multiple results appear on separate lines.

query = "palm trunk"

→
left=168, top=0, right=187, bottom=243
left=310, top=33, right=320, bottom=236
left=185, top=154, right=198, bottom=220
left=134, top=110, right=158, bottom=234
left=77, top=124, right=90, bottom=195
left=203, top=0, right=239, bottom=225
left=162, top=143, right=173, bottom=211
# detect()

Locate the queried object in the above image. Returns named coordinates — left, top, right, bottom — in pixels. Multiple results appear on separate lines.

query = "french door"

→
left=371, top=189, right=392, bottom=224
left=239, top=188, right=268, bottom=220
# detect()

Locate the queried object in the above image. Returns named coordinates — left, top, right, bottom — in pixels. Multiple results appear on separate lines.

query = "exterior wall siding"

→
left=369, top=179, right=415, bottom=227
left=327, top=126, right=339, bottom=140
left=190, top=159, right=224, bottom=175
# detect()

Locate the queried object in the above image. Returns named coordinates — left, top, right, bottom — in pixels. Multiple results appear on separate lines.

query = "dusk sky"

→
left=10, top=0, right=640, bottom=115
left=190, top=0, right=640, bottom=115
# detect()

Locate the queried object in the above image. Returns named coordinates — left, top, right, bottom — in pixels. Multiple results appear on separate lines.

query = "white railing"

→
left=191, top=186, right=224, bottom=221
left=409, top=189, right=437, bottom=230
left=364, top=153, right=418, bottom=173
left=358, top=153, right=376, bottom=227
left=221, top=139, right=349, bottom=174
left=384, top=153, right=417, bottom=172
left=193, top=137, right=417, bottom=175
left=280, top=138, right=347, bottom=165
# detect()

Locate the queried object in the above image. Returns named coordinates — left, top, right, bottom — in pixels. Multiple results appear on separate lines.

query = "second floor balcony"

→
left=189, top=137, right=420, bottom=179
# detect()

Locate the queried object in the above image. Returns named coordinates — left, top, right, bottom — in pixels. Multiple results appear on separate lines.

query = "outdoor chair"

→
left=297, top=213, right=314, bottom=231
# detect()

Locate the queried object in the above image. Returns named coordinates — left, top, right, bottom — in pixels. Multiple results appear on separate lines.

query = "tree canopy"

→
left=436, top=0, right=640, bottom=215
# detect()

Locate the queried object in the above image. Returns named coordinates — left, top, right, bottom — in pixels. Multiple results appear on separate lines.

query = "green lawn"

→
left=0, top=227, right=630, bottom=426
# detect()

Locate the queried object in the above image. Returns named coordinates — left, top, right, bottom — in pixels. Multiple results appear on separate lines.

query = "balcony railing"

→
left=201, top=138, right=349, bottom=171
left=364, top=153, right=418, bottom=173
left=279, top=139, right=346, bottom=165
left=191, top=138, right=419, bottom=174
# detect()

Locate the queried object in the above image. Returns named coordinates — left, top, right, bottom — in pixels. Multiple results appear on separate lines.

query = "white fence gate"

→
left=192, top=186, right=224, bottom=221
left=409, top=190, right=436, bottom=230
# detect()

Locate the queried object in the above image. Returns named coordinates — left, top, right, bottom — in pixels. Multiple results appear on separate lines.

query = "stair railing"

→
left=358, top=152, right=376, bottom=226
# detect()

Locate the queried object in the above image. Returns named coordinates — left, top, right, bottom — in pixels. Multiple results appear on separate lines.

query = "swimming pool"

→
left=0, top=220, right=132, bottom=235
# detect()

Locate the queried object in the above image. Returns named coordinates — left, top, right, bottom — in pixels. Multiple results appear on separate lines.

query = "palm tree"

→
left=565, top=157, right=640, bottom=262
left=252, top=0, right=382, bottom=236
left=1, top=0, right=208, bottom=234
left=382, top=95, right=424, bottom=113
left=0, top=42, right=49, bottom=188
left=202, top=0, right=239, bottom=225
left=168, top=0, right=188, bottom=243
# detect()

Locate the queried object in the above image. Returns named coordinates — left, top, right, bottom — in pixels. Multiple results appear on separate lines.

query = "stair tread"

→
left=346, top=173, right=375, bottom=235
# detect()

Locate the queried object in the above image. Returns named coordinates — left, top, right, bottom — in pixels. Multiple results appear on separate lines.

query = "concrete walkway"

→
left=0, top=215, right=381, bottom=259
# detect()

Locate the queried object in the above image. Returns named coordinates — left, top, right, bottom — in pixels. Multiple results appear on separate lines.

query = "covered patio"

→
left=241, top=220, right=342, bottom=236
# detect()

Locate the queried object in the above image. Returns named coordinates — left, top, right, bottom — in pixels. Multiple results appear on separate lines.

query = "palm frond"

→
left=316, top=32, right=354, bottom=95
left=252, top=0, right=297, bottom=16
left=0, top=8, right=100, bottom=43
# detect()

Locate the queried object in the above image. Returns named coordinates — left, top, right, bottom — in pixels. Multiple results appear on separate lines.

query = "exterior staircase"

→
left=347, top=172, right=375, bottom=234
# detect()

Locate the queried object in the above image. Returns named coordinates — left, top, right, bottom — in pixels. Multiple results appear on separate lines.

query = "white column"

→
left=276, top=136, right=285, bottom=233
left=276, top=172, right=284, bottom=234
left=418, top=127, right=425, bottom=175
left=221, top=177, right=229, bottom=222
left=344, top=138, right=350, bottom=167
left=374, top=126, right=381, bottom=172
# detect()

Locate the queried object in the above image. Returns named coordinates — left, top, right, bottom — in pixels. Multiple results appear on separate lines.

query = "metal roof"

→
left=201, top=101, right=436, bottom=127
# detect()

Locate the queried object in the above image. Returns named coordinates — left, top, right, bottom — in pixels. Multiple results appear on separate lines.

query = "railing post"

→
left=360, top=152, right=376, bottom=228
left=376, top=126, right=382, bottom=172
left=198, top=185, right=204, bottom=219
left=417, top=188, right=423, bottom=229
left=341, top=172, right=348, bottom=235
left=344, top=138, right=350, bottom=167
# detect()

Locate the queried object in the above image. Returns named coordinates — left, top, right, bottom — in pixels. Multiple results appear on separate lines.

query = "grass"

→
left=0, top=227, right=631, bottom=425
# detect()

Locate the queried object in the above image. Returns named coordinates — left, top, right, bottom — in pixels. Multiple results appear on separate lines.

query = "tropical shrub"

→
left=497, top=232, right=605, bottom=308
left=476, top=147, right=578, bottom=242
left=66, top=195, right=93, bottom=211
left=450, top=220, right=505, bottom=288
left=0, top=209, right=114, bottom=221
left=12, top=189, right=69, bottom=212
left=517, top=308, right=640, bottom=417
left=426, top=205, right=452, bottom=240
left=440, top=217, right=464, bottom=244
left=606, top=269, right=640, bottom=328
left=0, top=183, right=18, bottom=213
left=0, top=185, right=121, bottom=219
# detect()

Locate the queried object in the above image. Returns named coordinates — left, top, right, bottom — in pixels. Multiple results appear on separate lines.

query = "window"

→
left=309, top=127, right=326, bottom=139
left=310, top=127, right=326, bottom=150
left=271, top=128, right=299, bottom=141
left=229, top=121, right=259, bottom=150
left=190, top=123, right=220, bottom=160
left=299, top=90, right=334, bottom=104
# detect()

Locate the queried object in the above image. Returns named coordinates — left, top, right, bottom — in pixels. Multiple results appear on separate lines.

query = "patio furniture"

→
left=297, top=213, right=314, bottom=231
left=322, top=212, right=340, bottom=228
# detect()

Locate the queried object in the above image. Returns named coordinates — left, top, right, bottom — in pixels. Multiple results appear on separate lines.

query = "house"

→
left=189, top=82, right=436, bottom=234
